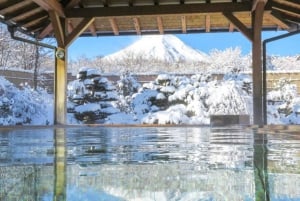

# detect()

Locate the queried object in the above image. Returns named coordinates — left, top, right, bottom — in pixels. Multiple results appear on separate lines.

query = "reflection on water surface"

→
left=0, top=126, right=300, bottom=201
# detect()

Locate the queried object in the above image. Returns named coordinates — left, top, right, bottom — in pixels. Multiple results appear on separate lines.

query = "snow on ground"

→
left=0, top=76, right=53, bottom=125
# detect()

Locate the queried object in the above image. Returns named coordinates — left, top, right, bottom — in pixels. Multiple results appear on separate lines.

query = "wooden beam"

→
left=252, top=0, right=267, bottom=12
left=181, top=16, right=187, bottom=33
left=65, top=17, right=95, bottom=47
left=10, top=8, right=45, bottom=24
left=133, top=17, right=141, bottom=35
left=157, top=16, right=164, bottom=34
left=49, top=10, right=65, bottom=47
left=0, top=0, right=32, bottom=15
left=272, top=10, right=300, bottom=24
left=67, top=19, right=74, bottom=33
left=109, top=18, right=119, bottom=35
left=38, top=22, right=53, bottom=39
left=273, top=0, right=300, bottom=10
left=25, top=18, right=48, bottom=32
left=32, top=0, right=65, bottom=17
left=22, top=15, right=48, bottom=28
left=65, top=2, right=255, bottom=18
left=205, top=15, right=210, bottom=32
left=0, top=0, right=24, bottom=10
left=265, top=11, right=289, bottom=30
left=223, top=12, right=253, bottom=41
left=272, top=1, right=300, bottom=17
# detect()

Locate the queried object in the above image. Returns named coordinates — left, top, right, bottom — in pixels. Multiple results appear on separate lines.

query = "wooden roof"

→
left=0, top=0, right=299, bottom=40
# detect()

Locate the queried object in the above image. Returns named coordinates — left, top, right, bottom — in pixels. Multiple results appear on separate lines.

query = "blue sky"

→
left=68, top=31, right=300, bottom=60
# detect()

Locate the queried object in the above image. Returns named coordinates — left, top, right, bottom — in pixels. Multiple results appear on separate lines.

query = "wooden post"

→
left=50, top=11, right=94, bottom=124
left=54, top=47, right=67, bottom=124
left=252, top=1, right=266, bottom=125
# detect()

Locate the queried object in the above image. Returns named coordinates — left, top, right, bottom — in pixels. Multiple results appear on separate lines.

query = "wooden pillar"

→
left=49, top=8, right=94, bottom=124
left=252, top=1, right=266, bottom=125
left=54, top=47, right=67, bottom=124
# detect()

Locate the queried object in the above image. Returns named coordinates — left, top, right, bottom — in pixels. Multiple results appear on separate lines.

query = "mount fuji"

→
left=102, top=35, right=208, bottom=64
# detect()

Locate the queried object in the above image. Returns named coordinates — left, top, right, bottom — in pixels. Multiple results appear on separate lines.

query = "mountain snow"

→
left=102, top=35, right=208, bottom=64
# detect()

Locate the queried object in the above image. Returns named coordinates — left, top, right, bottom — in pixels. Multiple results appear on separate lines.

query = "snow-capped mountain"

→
left=102, top=35, right=208, bottom=63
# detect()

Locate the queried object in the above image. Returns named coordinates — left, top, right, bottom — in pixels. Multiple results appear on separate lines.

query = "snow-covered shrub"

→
left=117, top=71, right=140, bottom=97
left=0, top=76, right=53, bottom=125
left=142, top=104, right=189, bottom=124
left=67, top=68, right=119, bottom=123
left=131, top=89, right=158, bottom=116
left=116, top=71, right=141, bottom=113
left=138, top=73, right=250, bottom=125
left=267, top=78, right=299, bottom=123
left=206, top=81, right=249, bottom=115
left=223, top=68, right=252, bottom=95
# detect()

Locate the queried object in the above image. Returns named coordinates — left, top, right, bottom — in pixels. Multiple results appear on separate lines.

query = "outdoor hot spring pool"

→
left=0, top=126, right=300, bottom=201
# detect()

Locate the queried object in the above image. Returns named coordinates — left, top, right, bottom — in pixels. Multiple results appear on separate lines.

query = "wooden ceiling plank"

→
left=0, top=0, right=21, bottom=9
left=272, top=9, right=300, bottom=24
left=265, top=11, right=290, bottom=30
left=273, top=7, right=300, bottom=18
left=272, top=1, right=300, bottom=17
left=109, top=18, right=119, bottom=35
left=32, top=0, right=65, bottom=17
left=25, top=18, right=48, bottom=31
left=133, top=17, right=141, bottom=35
left=22, top=15, right=48, bottom=28
left=3, top=4, right=40, bottom=21
left=181, top=16, right=186, bottom=33
left=223, top=12, right=252, bottom=41
left=65, top=2, right=256, bottom=18
left=49, top=10, right=65, bottom=47
left=38, top=23, right=53, bottom=39
left=205, top=15, right=210, bottom=32
left=10, top=8, right=45, bottom=23
left=157, top=16, right=164, bottom=34
left=0, top=0, right=32, bottom=15
left=65, top=17, right=95, bottom=47
left=273, top=0, right=300, bottom=10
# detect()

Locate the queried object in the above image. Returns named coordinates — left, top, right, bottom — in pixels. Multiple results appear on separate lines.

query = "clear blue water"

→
left=0, top=126, right=300, bottom=201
